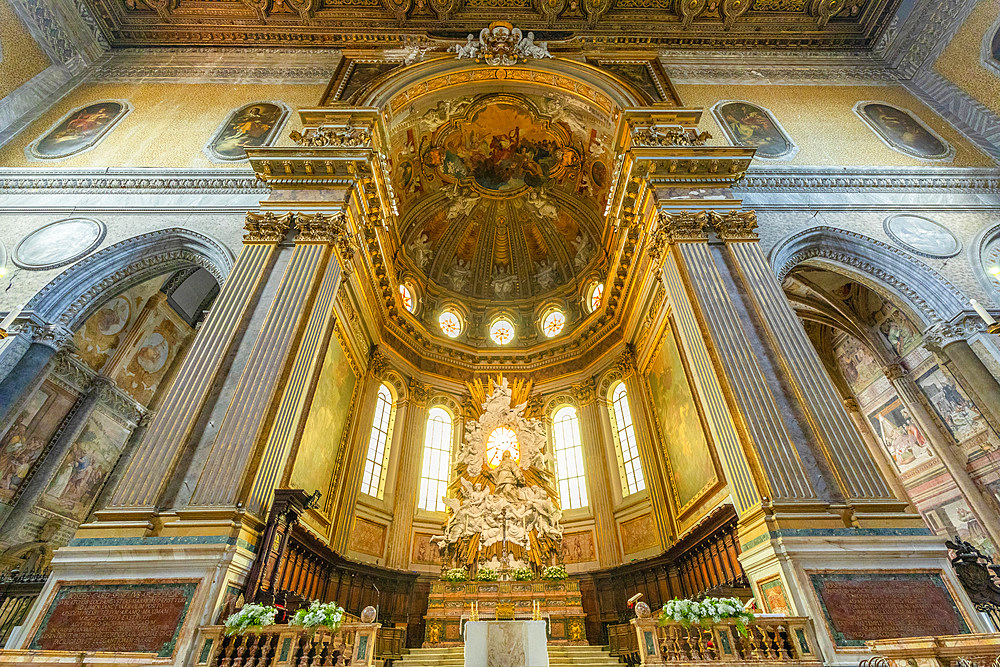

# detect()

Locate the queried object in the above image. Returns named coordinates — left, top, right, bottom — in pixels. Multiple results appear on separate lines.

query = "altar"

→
left=465, top=621, right=549, bottom=667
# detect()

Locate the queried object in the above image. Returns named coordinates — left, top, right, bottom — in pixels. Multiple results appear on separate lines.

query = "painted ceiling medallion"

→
left=883, top=214, right=960, bottom=259
left=448, top=21, right=552, bottom=66
left=13, top=218, right=106, bottom=271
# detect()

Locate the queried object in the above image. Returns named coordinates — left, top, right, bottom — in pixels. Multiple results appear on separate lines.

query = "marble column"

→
left=617, top=349, right=672, bottom=549
left=572, top=378, right=620, bottom=567
left=714, top=211, right=895, bottom=504
left=883, top=361, right=1000, bottom=548
left=106, top=212, right=291, bottom=514
left=331, top=348, right=387, bottom=554
left=384, top=378, right=430, bottom=569
left=0, top=374, right=117, bottom=546
left=0, top=324, right=74, bottom=427
left=924, top=321, right=1000, bottom=439
left=189, top=215, right=343, bottom=510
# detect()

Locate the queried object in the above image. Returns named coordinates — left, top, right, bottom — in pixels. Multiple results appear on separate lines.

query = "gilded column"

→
left=331, top=347, right=387, bottom=554
left=572, top=377, right=621, bottom=566
left=883, top=362, right=1000, bottom=547
left=655, top=212, right=813, bottom=507
left=189, top=213, right=341, bottom=509
left=244, top=212, right=351, bottom=517
left=713, top=210, right=895, bottom=503
left=107, top=212, right=291, bottom=513
left=384, top=378, right=430, bottom=568
left=617, top=348, right=672, bottom=549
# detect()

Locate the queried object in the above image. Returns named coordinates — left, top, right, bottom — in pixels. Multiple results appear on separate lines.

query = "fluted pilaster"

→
left=108, top=212, right=290, bottom=512
left=572, top=378, right=620, bottom=566
left=385, top=378, right=431, bottom=568
left=717, top=211, right=893, bottom=502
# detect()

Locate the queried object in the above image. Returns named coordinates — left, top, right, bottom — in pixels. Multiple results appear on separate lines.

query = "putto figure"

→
left=448, top=21, right=552, bottom=66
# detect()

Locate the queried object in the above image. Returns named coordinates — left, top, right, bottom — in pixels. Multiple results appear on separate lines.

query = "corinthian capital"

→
left=244, top=211, right=293, bottom=244
left=616, top=346, right=637, bottom=376
left=709, top=209, right=758, bottom=241
left=408, top=377, right=431, bottom=406
left=883, top=362, right=907, bottom=382
left=572, top=378, right=596, bottom=406
left=32, top=324, right=75, bottom=352
left=923, top=317, right=984, bottom=352
left=368, top=345, right=388, bottom=379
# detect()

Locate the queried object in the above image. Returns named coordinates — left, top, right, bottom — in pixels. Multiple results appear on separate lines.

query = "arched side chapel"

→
left=0, top=24, right=1000, bottom=667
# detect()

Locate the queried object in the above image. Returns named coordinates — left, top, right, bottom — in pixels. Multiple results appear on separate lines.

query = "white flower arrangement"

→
left=511, top=566, right=534, bottom=581
left=541, top=565, right=568, bottom=580
left=476, top=567, right=499, bottom=581
left=442, top=567, right=469, bottom=582
left=290, top=600, right=346, bottom=631
left=660, top=597, right=754, bottom=636
left=223, top=603, right=278, bottom=636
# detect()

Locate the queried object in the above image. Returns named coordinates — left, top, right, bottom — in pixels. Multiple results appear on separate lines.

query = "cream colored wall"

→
left=676, top=83, right=992, bottom=167
left=0, top=81, right=327, bottom=168
left=934, top=0, right=1000, bottom=118
left=0, top=0, right=50, bottom=100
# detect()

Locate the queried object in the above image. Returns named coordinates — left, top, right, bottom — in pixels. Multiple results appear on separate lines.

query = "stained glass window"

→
left=542, top=309, right=565, bottom=337
left=399, top=284, right=414, bottom=313
left=611, top=383, right=645, bottom=496
left=486, top=426, right=519, bottom=468
left=360, top=383, right=394, bottom=498
left=439, top=310, right=462, bottom=337
left=490, top=318, right=514, bottom=345
left=553, top=406, right=588, bottom=510
left=418, top=407, right=453, bottom=512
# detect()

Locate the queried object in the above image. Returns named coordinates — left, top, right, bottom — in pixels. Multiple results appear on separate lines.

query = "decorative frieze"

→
left=630, top=125, right=712, bottom=148
left=244, top=211, right=293, bottom=244
left=288, top=125, right=372, bottom=148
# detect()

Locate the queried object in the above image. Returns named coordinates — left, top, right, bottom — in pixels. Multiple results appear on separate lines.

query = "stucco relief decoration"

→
left=883, top=214, right=960, bottom=259
left=431, top=377, right=564, bottom=576
left=448, top=21, right=552, bottom=65
left=13, top=218, right=107, bottom=271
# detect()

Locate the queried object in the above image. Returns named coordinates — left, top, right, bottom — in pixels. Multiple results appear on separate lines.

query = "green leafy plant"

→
left=441, top=567, right=469, bottom=582
left=659, top=597, right=755, bottom=637
left=511, top=567, right=534, bottom=581
left=290, top=600, right=346, bottom=631
left=476, top=567, right=499, bottom=581
left=541, top=565, right=568, bottom=580
left=223, top=604, right=277, bottom=636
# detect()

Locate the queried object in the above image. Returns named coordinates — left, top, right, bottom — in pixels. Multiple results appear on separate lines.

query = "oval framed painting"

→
left=854, top=101, right=953, bottom=161
left=710, top=100, right=798, bottom=160
left=13, top=218, right=106, bottom=270
left=883, top=214, right=961, bottom=258
left=204, top=101, right=289, bottom=162
left=27, top=101, right=131, bottom=160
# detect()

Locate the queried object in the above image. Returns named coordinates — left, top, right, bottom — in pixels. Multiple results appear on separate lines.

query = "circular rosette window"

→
left=489, top=317, right=515, bottom=345
left=541, top=309, right=565, bottom=337
left=439, top=309, right=463, bottom=337
left=486, top=426, right=520, bottom=468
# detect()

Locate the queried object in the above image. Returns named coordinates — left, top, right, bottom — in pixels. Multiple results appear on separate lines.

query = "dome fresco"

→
left=390, top=91, right=612, bottom=304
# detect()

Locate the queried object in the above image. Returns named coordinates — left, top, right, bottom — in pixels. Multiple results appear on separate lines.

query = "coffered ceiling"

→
left=88, top=0, right=899, bottom=51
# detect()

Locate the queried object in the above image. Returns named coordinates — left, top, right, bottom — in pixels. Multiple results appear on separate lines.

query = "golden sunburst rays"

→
left=464, top=374, right=534, bottom=419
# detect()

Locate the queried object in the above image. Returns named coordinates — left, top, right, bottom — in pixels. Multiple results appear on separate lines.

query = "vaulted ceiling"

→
left=89, top=0, right=899, bottom=50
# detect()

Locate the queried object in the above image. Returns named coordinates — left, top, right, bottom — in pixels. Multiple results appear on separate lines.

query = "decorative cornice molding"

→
left=0, top=168, right=266, bottom=194
left=736, top=166, right=1000, bottom=192
left=244, top=211, right=293, bottom=243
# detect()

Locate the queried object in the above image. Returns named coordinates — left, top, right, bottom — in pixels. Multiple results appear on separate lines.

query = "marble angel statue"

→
left=449, top=34, right=480, bottom=59
left=515, top=32, right=552, bottom=60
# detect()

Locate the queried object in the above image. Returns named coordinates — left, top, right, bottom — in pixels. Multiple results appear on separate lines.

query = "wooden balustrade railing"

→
left=629, top=617, right=822, bottom=666
left=191, top=622, right=379, bottom=667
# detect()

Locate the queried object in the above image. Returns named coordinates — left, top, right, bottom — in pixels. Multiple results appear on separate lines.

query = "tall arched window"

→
left=360, top=383, right=394, bottom=498
left=611, top=383, right=645, bottom=496
left=418, top=407, right=454, bottom=512
left=553, top=406, right=588, bottom=510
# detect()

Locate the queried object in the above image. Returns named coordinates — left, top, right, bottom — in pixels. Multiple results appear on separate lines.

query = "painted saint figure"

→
left=32, top=102, right=128, bottom=159
left=207, top=102, right=286, bottom=161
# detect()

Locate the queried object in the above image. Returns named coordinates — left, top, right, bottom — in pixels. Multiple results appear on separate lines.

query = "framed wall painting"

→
left=12, top=218, right=106, bottom=271
left=27, top=101, right=131, bottom=160
left=853, top=101, right=953, bottom=161
left=710, top=101, right=797, bottom=160
left=203, top=101, right=289, bottom=162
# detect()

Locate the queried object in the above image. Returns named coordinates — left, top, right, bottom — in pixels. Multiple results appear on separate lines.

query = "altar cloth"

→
left=464, top=620, right=549, bottom=667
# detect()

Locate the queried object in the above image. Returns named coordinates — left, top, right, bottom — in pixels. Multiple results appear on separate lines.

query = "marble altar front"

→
left=465, top=621, right=549, bottom=667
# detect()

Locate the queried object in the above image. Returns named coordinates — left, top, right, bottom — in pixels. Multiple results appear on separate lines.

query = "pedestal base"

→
left=465, top=621, right=549, bottom=667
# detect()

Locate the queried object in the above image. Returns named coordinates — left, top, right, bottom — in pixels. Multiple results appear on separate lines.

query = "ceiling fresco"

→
left=392, top=92, right=611, bottom=303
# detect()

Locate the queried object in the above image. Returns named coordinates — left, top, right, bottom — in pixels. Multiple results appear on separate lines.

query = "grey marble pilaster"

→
left=189, top=240, right=331, bottom=508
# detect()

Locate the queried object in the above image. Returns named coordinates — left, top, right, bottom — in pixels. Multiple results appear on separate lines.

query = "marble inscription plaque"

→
left=810, top=573, right=967, bottom=646
left=31, top=582, right=197, bottom=657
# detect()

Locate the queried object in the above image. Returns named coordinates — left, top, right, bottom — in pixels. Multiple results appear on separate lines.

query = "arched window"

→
left=553, top=406, right=588, bottom=510
left=418, top=407, right=454, bottom=512
left=360, top=383, right=394, bottom=498
left=610, top=383, right=645, bottom=496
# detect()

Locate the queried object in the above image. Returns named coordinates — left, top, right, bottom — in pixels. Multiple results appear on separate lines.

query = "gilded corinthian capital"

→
left=572, top=378, right=596, bottom=406
left=408, top=377, right=431, bottom=407
left=244, top=211, right=293, bottom=243
left=647, top=210, right=709, bottom=261
left=709, top=210, right=758, bottom=241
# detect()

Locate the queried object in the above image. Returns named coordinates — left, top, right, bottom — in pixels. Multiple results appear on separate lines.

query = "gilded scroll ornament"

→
left=721, top=0, right=751, bottom=29
left=124, top=0, right=176, bottom=18
left=655, top=210, right=710, bottom=246
left=448, top=22, right=552, bottom=66
left=616, top=347, right=636, bottom=376
left=810, top=0, right=861, bottom=28
left=534, top=0, right=567, bottom=26
left=408, top=377, right=432, bottom=406
left=709, top=210, right=758, bottom=240
left=243, top=0, right=316, bottom=21
left=288, top=125, right=372, bottom=148
left=675, top=0, right=707, bottom=28
left=244, top=211, right=293, bottom=243
left=295, top=211, right=357, bottom=272
left=631, top=125, right=711, bottom=148
left=369, top=345, right=388, bottom=378
left=583, top=0, right=614, bottom=27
